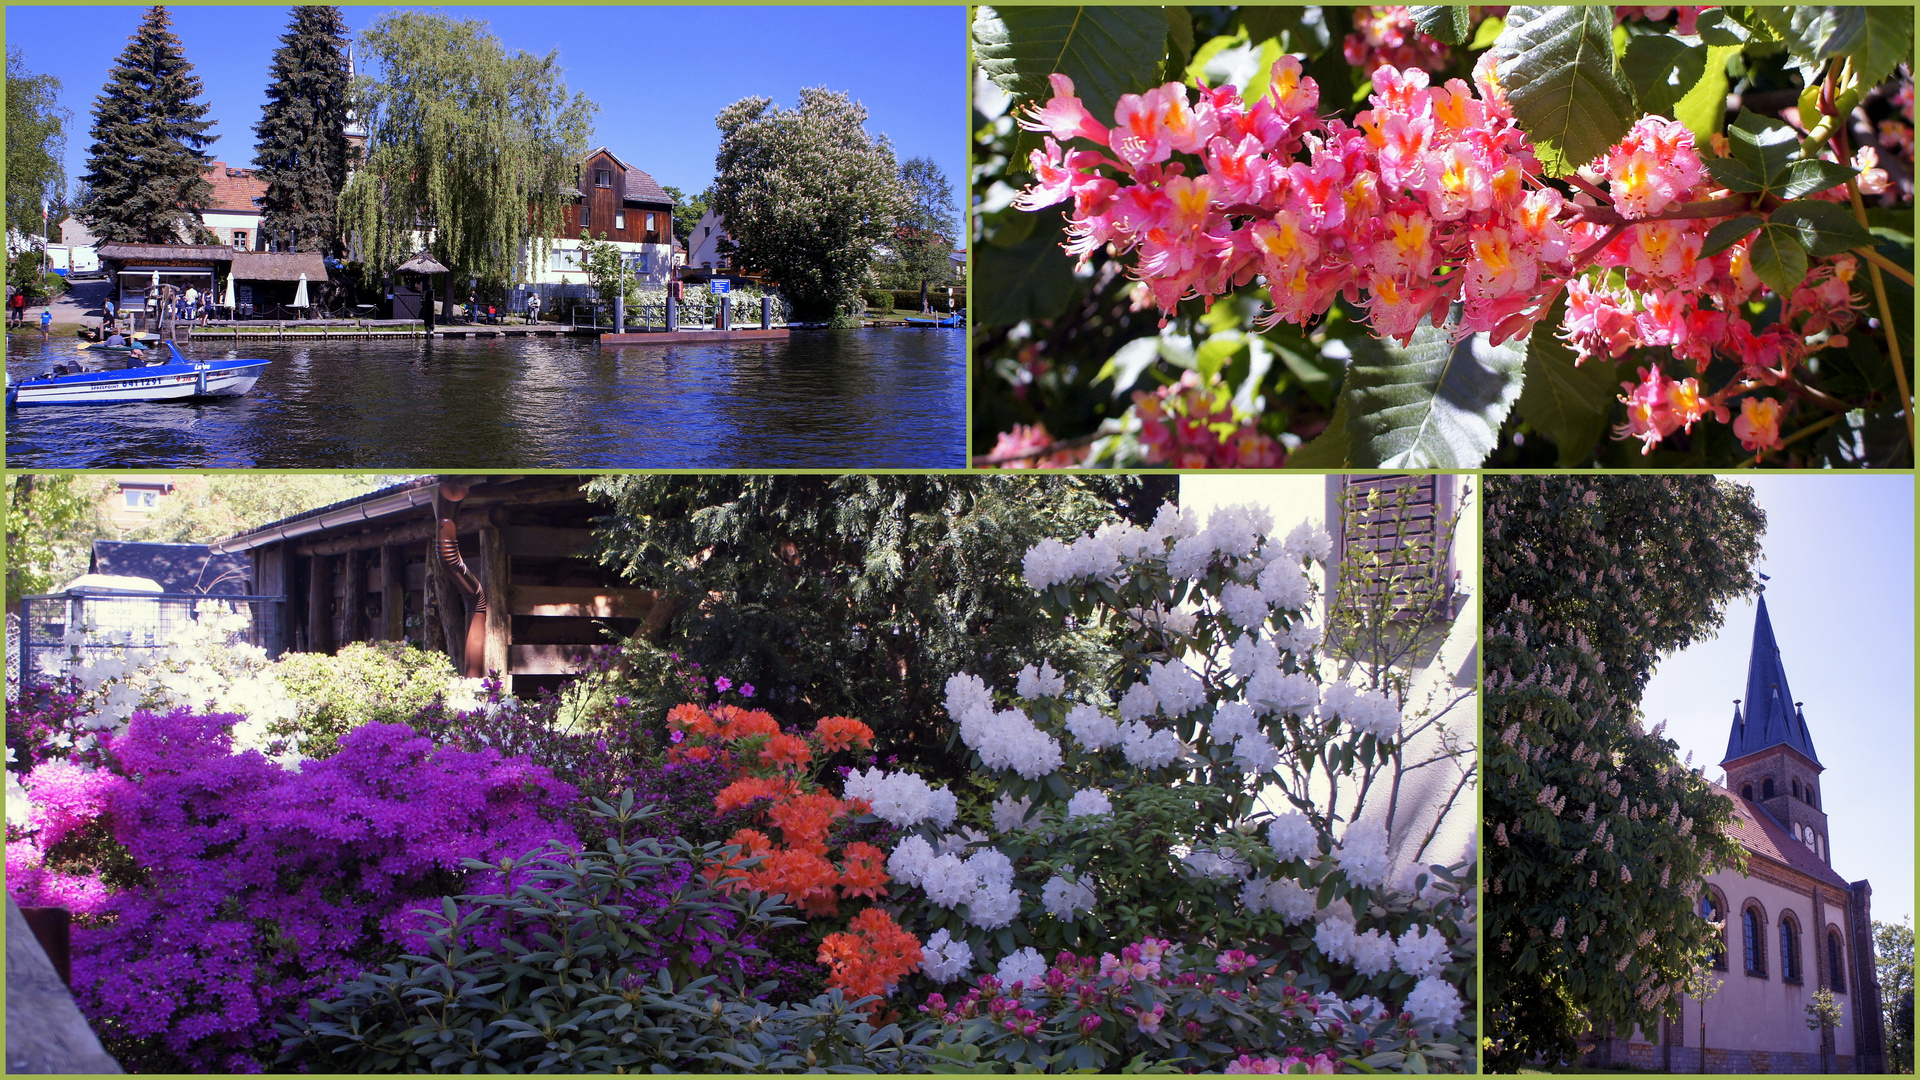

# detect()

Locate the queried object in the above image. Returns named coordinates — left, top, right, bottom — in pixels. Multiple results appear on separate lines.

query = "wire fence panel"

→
left=15, top=592, right=287, bottom=689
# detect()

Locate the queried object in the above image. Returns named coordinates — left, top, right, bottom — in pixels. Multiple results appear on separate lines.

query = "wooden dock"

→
left=183, top=321, right=583, bottom=341
left=598, top=327, right=791, bottom=346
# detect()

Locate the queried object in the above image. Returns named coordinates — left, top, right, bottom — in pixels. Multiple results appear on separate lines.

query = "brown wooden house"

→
left=564, top=148, right=675, bottom=247
left=210, top=475, right=672, bottom=695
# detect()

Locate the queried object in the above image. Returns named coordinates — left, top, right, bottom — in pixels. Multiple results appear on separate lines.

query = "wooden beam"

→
left=509, top=643, right=599, bottom=675
left=307, top=554, right=334, bottom=655
left=509, top=585, right=660, bottom=619
left=511, top=615, right=639, bottom=645
left=297, top=515, right=480, bottom=558
left=504, top=525, right=595, bottom=559
left=340, top=549, right=366, bottom=644
left=380, top=544, right=405, bottom=642
left=479, top=524, right=511, bottom=679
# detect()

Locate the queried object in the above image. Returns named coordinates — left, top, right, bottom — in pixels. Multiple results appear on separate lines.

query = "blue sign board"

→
left=709, top=279, right=730, bottom=295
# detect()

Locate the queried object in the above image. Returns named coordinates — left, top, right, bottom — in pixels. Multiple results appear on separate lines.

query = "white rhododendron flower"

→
left=1314, top=913, right=1358, bottom=963
left=1209, top=700, right=1261, bottom=745
left=1336, top=818, right=1393, bottom=888
left=991, top=792, right=1038, bottom=833
left=1119, top=721, right=1183, bottom=770
left=1182, top=846, right=1249, bottom=881
left=1258, top=558, right=1312, bottom=610
left=1117, top=681, right=1158, bottom=721
left=1349, top=928, right=1396, bottom=975
left=1232, top=733, right=1280, bottom=775
left=1220, top=582, right=1271, bottom=629
left=886, top=834, right=936, bottom=887
left=1267, top=812, right=1318, bottom=861
left=920, top=928, right=973, bottom=982
left=1395, top=924, right=1452, bottom=978
left=1321, top=681, right=1403, bottom=739
left=1405, top=977, right=1465, bottom=1028
left=1065, top=703, right=1120, bottom=750
left=1273, top=619, right=1325, bottom=655
left=1041, top=870, right=1097, bottom=921
left=1242, top=876, right=1318, bottom=922
left=997, top=946, right=1049, bottom=988
left=1147, top=660, right=1206, bottom=715
left=1022, top=539, right=1074, bottom=591
left=1283, top=519, right=1334, bottom=561
left=1065, top=788, right=1112, bottom=819
left=843, top=768, right=956, bottom=828
left=1015, top=661, right=1066, bottom=700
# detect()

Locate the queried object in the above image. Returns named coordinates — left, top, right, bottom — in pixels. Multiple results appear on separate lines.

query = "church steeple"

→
left=1721, top=592, right=1821, bottom=768
left=1719, top=588, right=1832, bottom=864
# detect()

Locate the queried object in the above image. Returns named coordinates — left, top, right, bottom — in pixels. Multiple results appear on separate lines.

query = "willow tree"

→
left=340, top=11, right=594, bottom=294
left=7, top=50, right=68, bottom=241
left=711, top=87, right=908, bottom=323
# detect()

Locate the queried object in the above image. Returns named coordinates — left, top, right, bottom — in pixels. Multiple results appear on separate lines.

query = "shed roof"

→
left=96, top=243, right=234, bottom=263
left=89, top=541, right=251, bottom=595
left=231, top=250, right=327, bottom=283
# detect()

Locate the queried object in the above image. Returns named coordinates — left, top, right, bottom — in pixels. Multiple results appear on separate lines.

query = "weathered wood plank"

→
left=380, top=544, right=405, bottom=642
left=509, top=585, right=660, bottom=618
left=504, top=525, right=595, bottom=558
left=480, top=525, right=511, bottom=678
left=510, top=642, right=600, bottom=675
left=6, top=899, right=122, bottom=1073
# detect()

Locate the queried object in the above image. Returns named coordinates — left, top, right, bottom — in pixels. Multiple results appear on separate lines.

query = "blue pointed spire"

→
left=1721, top=593, right=1822, bottom=768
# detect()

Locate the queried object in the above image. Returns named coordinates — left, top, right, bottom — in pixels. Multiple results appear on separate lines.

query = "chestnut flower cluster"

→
left=1013, top=54, right=1876, bottom=460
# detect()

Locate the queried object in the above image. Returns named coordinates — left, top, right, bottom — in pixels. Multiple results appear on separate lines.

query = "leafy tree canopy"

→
left=1483, top=475, right=1765, bottom=1070
left=883, top=155, right=959, bottom=296
left=79, top=6, right=219, bottom=244
left=1879, top=918, right=1915, bottom=1073
left=341, top=11, right=595, bottom=288
left=586, top=475, right=1170, bottom=786
left=253, top=5, right=354, bottom=255
left=711, top=87, right=909, bottom=322
left=6, top=49, right=68, bottom=242
left=661, top=183, right=710, bottom=250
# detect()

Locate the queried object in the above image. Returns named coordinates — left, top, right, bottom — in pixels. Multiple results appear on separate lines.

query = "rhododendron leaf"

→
left=1410, top=6, right=1472, bottom=46
left=1700, top=213, right=1763, bottom=257
left=1702, top=156, right=1763, bottom=193
left=1768, top=199, right=1874, bottom=257
left=1748, top=222, right=1810, bottom=297
left=1727, top=109, right=1799, bottom=186
left=1774, top=159, right=1857, bottom=200
left=1285, top=398, right=1351, bottom=467
left=1492, top=7, right=1638, bottom=176
left=1344, top=324, right=1529, bottom=468
left=972, top=5, right=1168, bottom=161
left=1624, top=35, right=1711, bottom=119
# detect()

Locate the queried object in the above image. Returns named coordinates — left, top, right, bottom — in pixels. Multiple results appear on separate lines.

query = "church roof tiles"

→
left=1721, top=593, right=1821, bottom=768
left=1712, top=781, right=1851, bottom=891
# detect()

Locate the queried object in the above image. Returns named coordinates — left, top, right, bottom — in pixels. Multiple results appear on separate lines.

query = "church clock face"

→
left=1805, top=831, right=1818, bottom=853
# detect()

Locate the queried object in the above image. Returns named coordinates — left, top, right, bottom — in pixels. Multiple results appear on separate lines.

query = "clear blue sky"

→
left=5, top=5, right=965, bottom=224
left=1638, top=475, right=1914, bottom=926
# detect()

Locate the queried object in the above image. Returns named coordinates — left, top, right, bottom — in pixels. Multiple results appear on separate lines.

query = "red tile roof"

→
left=1711, top=782, right=1852, bottom=890
left=199, top=162, right=266, bottom=214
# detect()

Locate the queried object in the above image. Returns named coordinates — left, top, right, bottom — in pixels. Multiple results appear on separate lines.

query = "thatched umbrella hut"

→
left=395, top=252, right=449, bottom=330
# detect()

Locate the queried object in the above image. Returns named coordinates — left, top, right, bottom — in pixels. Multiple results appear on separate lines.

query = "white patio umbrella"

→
left=291, top=272, right=309, bottom=309
left=222, top=275, right=236, bottom=309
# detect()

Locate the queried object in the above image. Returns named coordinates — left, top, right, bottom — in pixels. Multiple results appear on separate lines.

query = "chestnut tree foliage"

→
left=1482, top=475, right=1764, bottom=1069
left=971, top=6, right=1914, bottom=469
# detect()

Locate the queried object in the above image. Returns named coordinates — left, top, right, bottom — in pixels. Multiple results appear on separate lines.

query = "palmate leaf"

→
left=1621, top=33, right=1708, bottom=119
left=975, top=212, right=1080, bottom=326
left=1492, top=7, right=1639, bottom=176
left=1410, top=6, right=1473, bottom=46
left=1514, top=301, right=1619, bottom=466
left=972, top=6, right=1168, bottom=161
left=1343, top=324, right=1528, bottom=467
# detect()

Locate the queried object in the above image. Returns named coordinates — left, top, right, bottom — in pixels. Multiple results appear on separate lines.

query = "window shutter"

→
left=1335, top=475, right=1454, bottom=618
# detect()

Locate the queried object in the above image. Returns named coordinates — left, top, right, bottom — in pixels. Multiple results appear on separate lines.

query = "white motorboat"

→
left=7, top=342, right=269, bottom=407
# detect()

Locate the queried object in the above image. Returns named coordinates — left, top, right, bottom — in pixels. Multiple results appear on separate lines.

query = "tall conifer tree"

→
left=253, top=6, right=352, bottom=254
left=79, top=6, right=218, bottom=244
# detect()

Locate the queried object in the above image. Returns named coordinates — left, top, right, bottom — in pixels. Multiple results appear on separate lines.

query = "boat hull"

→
left=7, top=361, right=268, bottom=406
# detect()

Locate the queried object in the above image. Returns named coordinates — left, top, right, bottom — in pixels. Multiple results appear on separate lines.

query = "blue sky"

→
left=1638, top=475, right=1914, bottom=926
left=5, top=5, right=965, bottom=223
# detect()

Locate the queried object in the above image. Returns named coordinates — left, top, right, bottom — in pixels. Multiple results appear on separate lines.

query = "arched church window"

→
left=1829, top=929, right=1846, bottom=991
left=1762, top=777, right=1776, bottom=799
left=1780, top=915, right=1801, bottom=983
left=1700, top=890, right=1727, bottom=970
left=1809, top=785, right=1818, bottom=808
left=1743, top=906, right=1766, bottom=976
left=1741, top=783, right=1753, bottom=800
left=1792, top=777, right=1801, bottom=799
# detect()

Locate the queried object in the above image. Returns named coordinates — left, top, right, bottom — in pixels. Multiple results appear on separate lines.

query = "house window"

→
left=548, top=248, right=579, bottom=272
left=1743, top=907, right=1767, bottom=976
left=1780, top=916, right=1801, bottom=983
left=1829, top=930, right=1846, bottom=990
left=648, top=212, right=658, bottom=233
left=1333, top=475, right=1455, bottom=620
left=1793, top=778, right=1801, bottom=799
left=122, top=488, right=160, bottom=511
left=615, top=210, right=626, bottom=231
left=595, top=169, right=613, bottom=188
left=232, top=231, right=249, bottom=251
left=580, top=203, right=591, bottom=229
left=1700, top=890, right=1727, bottom=971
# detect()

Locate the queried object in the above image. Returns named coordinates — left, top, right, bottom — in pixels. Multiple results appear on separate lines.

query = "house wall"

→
left=687, top=209, right=730, bottom=268
left=199, top=209, right=262, bottom=250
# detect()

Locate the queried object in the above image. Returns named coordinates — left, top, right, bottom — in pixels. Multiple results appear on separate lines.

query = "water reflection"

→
left=4, top=328, right=965, bottom=468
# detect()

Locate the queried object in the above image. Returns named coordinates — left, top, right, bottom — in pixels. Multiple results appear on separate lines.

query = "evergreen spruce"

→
left=79, top=6, right=218, bottom=244
left=253, top=6, right=352, bottom=254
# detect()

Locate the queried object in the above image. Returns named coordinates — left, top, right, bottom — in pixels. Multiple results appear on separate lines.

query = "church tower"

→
left=1721, top=591, right=1833, bottom=865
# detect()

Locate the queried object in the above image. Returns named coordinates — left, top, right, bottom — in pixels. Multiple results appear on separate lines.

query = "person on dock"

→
left=40, top=307, right=52, bottom=341
left=104, top=296, right=117, bottom=333
left=10, top=288, right=26, bottom=328
left=527, top=292, right=541, bottom=325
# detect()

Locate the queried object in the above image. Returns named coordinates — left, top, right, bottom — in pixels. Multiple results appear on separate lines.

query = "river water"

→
left=3, top=328, right=964, bottom=468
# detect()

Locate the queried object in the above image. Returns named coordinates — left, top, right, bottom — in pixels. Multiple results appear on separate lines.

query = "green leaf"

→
left=1469, top=16, right=1505, bottom=51
left=1727, top=109, right=1800, bottom=186
left=1769, top=200, right=1876, bottom=257
left=1815, top=406, right=1912, bottom=468
left=1343, top=324, right=1529, bottom=468
left=1673, top=44, right=1739, bottom=141
left=1700, top=214, right=1762, bottom=257
left=1165, top=7, right=1194, bottom=74
left=975, top=217, right=1081, bottom=326
left=1621, top=34, right=1708, bottom=119
left=1842, top=8, right=1914, bottom=90
left=1285, top=397, right=1350, bottom=467
left=1514, top=303, right=1618, bottom=466
left=1774, top=159, right=1857, bottom=200
left=973, top=6, right=1169, bottom=161
left=1692, top=8, right=1750, bottom=47
left=1703, top=156, right=1764, bottom=193
left=1238, top=7, right=1330, bottom=55
left=1099, top=336, right=1165, bottom=397
left=1410, top=6, right=1472, bottom=46
left=1748, top=222, right=1810, bottom=297
left=1492, top=7, right=1639, bottom=176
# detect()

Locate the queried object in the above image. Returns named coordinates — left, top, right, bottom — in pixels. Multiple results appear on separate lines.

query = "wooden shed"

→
left=210, top=475, right=672, bottom=695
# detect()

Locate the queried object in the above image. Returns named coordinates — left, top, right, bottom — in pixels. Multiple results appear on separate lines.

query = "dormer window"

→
left=595, top=169, right=613, bottom=188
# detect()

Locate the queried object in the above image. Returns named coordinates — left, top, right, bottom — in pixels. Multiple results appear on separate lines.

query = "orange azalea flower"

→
left=761, top=733, right=813, bottom=768
left=714, top=775, right=798, bottom=813
left=818, top=908, right=922, bottom=1000
left=714, top=705, right=782, bottom=742
left=769, top=791, right=848, bottom=854
left=837, top=841, right=890, bottom=901
left=759, top=848, right=842, bottom=917
left=667, top=703, right=719, bottom=739
left=669, top=744, right=716, bottom=765
left=814, top=715, right=875, bottom=753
